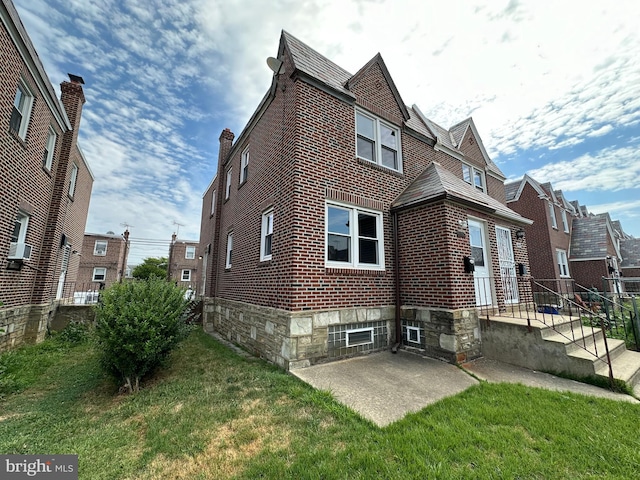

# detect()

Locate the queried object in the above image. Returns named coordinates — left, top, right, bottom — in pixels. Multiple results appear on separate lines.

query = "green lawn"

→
left=1, top=329, right=640, bottom=479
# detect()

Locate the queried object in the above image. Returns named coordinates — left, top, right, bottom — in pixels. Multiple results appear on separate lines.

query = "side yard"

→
left=1, top=329, right=639, bottom=479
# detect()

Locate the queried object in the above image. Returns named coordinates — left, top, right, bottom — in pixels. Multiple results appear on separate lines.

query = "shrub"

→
left=94, top=278, right=191, bottom=393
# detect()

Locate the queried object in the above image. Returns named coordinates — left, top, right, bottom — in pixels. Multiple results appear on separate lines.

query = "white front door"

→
left=469, top=219, right=492, bottom=306
left=56, top=245, right=71, bottom=299
left=496, top=226, right=519, bottom=304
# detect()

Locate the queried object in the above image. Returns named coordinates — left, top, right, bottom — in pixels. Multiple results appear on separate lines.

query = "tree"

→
left=131, top=257, right=168, bottom=280
left=94, top=278, right=191, bottom=393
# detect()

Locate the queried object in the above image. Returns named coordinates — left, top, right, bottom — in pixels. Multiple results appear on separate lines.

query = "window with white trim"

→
left=561, top=210, right=569, bottom=233
left=356, top=110, right=401, bottom=172
left=92, top=267, right=107, bottom=282
left=225, top=168, right=232, bottom=199
left=346, top=327, right=373, bottom=347
left=185, top=246, right=196, bottom=259
left=240, top=147, right=249, bottom=184
left=94, top=240, right=107, bottom=256
left=11, top=211, right=30, bottom=248
left=43, top=127, right=56, bottom=170
left=462, top=163, right=485, bottom=192
left=326, top=202, right=384, bottom=269
left=210, top=190, right=216, bottom=215
left=549, top=202, right=557, bottom=229
left=225, top=232, right=233, bottom=269
left=556, top=249, right=569, bottom=277
left=181, top=269, right=191, bottom=281
left=406, top=326, right=421, bottom=343
left=260, top=209, right=273, bottom=261
left=69, top=163, right=78, bottom=197
left=10, top=79, right=34, bottom=140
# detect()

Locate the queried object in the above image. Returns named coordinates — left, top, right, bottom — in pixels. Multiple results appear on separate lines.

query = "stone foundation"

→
left=203, top=297, right=483, bottom=369
left=0, top=303, right=54, bottom=352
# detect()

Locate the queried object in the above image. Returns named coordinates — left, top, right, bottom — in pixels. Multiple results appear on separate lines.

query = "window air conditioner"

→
left=8, top=242, right=32, bottom=260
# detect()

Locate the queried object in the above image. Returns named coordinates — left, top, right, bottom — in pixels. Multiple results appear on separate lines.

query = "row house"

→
left=0, top=0, right=93, bottom=350
left=72, top=231, right=129, bottom=302
left=167, top=233, right=199, bottom=293
left=199, top=31, right=532, bottom=370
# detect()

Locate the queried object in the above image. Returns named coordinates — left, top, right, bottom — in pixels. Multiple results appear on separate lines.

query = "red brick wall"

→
left=76, top=234, right=126, bottom=289
left=570, top=259, right=608, bottom=290
left=205, top=41, right=529, bottom=313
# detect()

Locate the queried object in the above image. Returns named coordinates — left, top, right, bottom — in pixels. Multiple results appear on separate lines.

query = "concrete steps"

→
left=481, top=314, right=640, bottom=393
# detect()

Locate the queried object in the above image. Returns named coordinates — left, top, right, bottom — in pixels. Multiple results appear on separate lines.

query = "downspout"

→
left=392, top=210, right=402, bottom=353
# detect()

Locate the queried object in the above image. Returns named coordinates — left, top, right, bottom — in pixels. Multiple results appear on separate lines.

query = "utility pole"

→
left=119, top=229, right=130, bottom=283
left=167, top=232, right=177, bottom=282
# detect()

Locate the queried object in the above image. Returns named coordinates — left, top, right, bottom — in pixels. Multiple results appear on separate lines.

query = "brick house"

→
left=0, top=0, right=93, bottom=350
left=167, top=234, right=199, bottom=292
left=73, top=231, right=129, bottom=301
left=620, top=237, right=640, bottom=292
left=199, top=31, right=532, bottom=370
left=505, top=175, right=576, bottom=283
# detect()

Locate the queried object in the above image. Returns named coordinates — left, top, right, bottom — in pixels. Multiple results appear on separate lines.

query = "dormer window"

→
left=462, top=163, right=485, bottom=193
left=356, top=110, right=402, bottom=172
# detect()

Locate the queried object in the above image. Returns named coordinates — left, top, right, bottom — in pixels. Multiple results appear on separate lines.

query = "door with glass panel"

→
left=468, top=220, right=492, bottom=306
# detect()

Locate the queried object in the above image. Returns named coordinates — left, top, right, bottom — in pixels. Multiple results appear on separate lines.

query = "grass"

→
left=1, top=329, right=640, bottom=479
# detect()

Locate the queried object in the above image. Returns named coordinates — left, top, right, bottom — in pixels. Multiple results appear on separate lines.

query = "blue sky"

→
left=13, top=0, right=640, bottom=264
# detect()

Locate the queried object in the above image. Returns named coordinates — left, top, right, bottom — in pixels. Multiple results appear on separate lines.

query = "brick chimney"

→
left=60, top=74, right=86, bottom=135
left=217, top=128, right=235, bottom=175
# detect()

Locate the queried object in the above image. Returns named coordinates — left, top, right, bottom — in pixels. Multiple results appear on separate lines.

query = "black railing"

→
left=56, top=282, right=106, bottom=305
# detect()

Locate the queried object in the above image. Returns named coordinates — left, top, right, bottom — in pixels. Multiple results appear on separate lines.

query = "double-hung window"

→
left=43, top=127, right=56, bottom=170
left=225, top=168, right=232, bottom=200
left=556, top=249, right=570, bottom=277
left=9, top=211, right=32, bottom=260
left=182, top=269, right=191, bottom=281
left=260, top=209, right=273, bottom=261
left=326, top=202, right=384, bottom=269
left=549, top=202, right=558, bottom=229
left=10, top=79, right=34, bottom=140
left=356, top=110, right=401, bottom=172
left=240, top=148, right=249, bottom=184
left=92, top=267, right=107, bottom=282
left=462, top=163, right=485, bottom=192
left=225, top=232, right=233, bottom=269
left=185, top=246, right=196, bottom=259
left=561, top=210, right=569, bottom=233
left=210, top=190, right=216, bottom=215
left=69, top=164, right=78, bottom=197
left=94, top=240, right=107, bottom=256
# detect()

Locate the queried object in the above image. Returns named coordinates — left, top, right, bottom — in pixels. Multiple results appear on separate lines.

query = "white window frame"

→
left=43, top=126, right=56, bottom=170
left=225, top=232, right=233, bottom=269
left=11, top=211, right=29, bottom=244
left=462, top=163, right=486, bottom=193
left=549, top=202, right=558, bottom=229
left=325, top=201, right=385, bottom=270
left=556, top=249, right=570, bottom=278
left=561, top=210, right=569, bottom=233
left=210, top=190, right=216, bottom=215
left=240, top=147, right=249, bottom=184
left=185, top=246, right=196, bottom=259
left=260, top=208, right=274, bottom=261
left=181, top=269, right=191, bottom=281
left=225, top=168, right=232, bottom=200
left=346, top=327, right=374, bottom=347
left=355, top=109, right=402, bottom=172
left=93, top=240, right=108, bottom=256
left=92, top=267, right=107, bottom=282
left=69, top=163, right=78, bottom=197
left=10, top=79, right=34, bottom=140
left=406, top=326, right=421, bottom=344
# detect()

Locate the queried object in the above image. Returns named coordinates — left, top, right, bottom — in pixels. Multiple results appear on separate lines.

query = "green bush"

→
left=94, top=278, right=191, bottom=393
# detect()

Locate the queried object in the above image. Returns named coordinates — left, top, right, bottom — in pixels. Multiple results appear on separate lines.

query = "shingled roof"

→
left=391, top=162, right=531, bottom=225
left=570, top=214, right=614, bottom=259
left=620, top=238, right=640, bottom=268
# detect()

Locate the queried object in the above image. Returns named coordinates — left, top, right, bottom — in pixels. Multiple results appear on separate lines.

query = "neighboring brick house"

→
left=505, top=175, right=576, bottom=283
left=0, top=0, right=93, bottom=350
left=199, top=31, right=533, bottom=369
left=167, top=234, right=199, bottom=292
left=620, top=238, right=640, bottom=292
left=74, top=231, right=129, bottom=299
left=570, top=212, right=623, bottom=294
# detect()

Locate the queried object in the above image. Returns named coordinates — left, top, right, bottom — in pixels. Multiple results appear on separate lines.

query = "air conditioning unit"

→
left=8, top=242, right=32, bottom=260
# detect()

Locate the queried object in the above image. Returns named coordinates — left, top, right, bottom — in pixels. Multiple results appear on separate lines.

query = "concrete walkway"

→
left=292, top=351, right=639, bottom=427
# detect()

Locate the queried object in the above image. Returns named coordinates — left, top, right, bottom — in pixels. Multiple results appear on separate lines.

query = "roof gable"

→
left=504, top=174, right=548, bottom=202
left=570, top=213, right=621, bottom=260
left=346, top=53, right=410, bottom=122
left=451, top=118, right=505, bottom=180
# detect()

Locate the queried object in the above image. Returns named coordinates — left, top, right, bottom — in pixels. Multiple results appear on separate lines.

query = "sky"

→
left=12, top=0, right=640, bottom=264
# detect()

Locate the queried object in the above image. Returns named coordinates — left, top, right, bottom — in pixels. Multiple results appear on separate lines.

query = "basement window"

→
left=406, top=326, right=420, bottom=343
left=346, top=327, right=373, bottom=347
